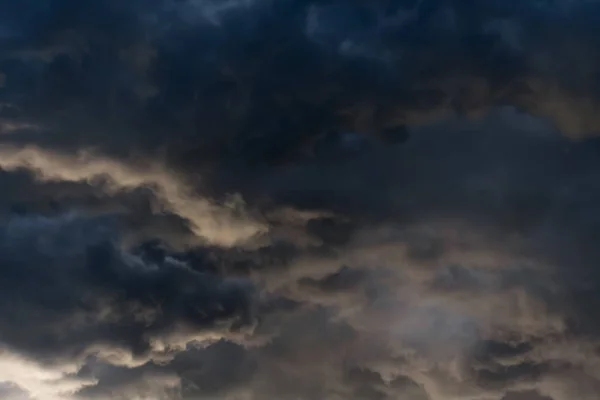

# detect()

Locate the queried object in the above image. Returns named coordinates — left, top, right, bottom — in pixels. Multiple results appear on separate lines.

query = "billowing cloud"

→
left=0, top=145, right=266, bottom=246
left=1, top=1, right=600, bottom=400
left=0, top=212, right=259, bottom=400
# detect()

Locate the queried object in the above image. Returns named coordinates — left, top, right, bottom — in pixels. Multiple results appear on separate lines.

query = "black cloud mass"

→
left=2, top=0, right=600, bottom=399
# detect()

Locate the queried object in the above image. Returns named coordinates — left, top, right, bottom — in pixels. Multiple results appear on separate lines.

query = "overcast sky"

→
left=0, top=1, right=600, bottom=399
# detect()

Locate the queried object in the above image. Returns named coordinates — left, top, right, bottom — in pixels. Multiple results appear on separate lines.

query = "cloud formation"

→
left=0, top=145, right=266, bottom=246
left=1, top=1, right=600, bottom=400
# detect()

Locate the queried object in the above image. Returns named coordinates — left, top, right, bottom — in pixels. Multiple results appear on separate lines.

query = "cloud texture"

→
left=2, top=1, right=600, bottom=399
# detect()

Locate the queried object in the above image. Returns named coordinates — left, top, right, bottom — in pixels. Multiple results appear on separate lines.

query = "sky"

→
left=1, top=0, right=600, bottom=399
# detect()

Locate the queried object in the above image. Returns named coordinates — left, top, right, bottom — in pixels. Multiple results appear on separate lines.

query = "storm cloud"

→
left=1, top=1, right=600, bottom=399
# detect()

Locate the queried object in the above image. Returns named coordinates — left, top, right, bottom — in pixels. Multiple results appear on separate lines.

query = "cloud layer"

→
left=2, top=1, right=600, bottom=399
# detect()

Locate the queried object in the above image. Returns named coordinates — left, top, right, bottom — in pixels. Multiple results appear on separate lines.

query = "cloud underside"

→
left=2, top=1, right=600, bottom=400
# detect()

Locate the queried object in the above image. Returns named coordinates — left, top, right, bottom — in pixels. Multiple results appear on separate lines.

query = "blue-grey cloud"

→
left=1, top=1, right=600, bottom=400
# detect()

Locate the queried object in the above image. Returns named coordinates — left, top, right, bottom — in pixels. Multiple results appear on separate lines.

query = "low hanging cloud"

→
left=0, top=212, right=256, bottom=359
left=2, top=1, right=600, bottom=400
left=0, top=145, right=267, bottom=246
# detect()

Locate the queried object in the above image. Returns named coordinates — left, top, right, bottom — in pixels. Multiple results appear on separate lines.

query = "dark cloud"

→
left=0, top=0, right=598, bottom=167
left=2, top=1, right=600, bottom=400
left=0, top=213, right=255, bottom=366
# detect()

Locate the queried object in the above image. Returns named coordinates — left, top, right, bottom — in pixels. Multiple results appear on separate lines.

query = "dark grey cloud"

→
left=1, top=1, right=600, bottom=400
left=0, top=0, right=599, bottom=167
left=0, top=213, right=255, bottom=365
